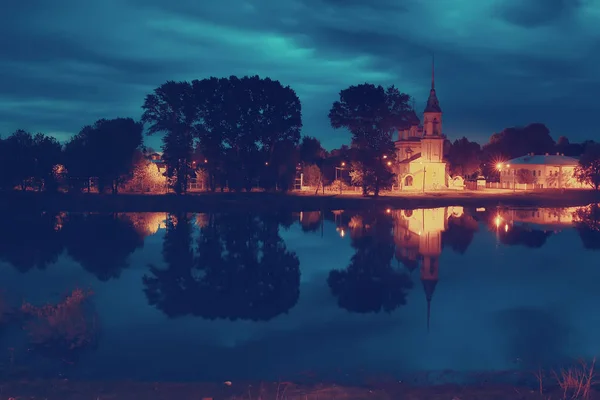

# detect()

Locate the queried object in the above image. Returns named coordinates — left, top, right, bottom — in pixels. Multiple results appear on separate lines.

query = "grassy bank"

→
left=1, top=189, right=599, bottom=212
left=0, top=378, right=596, bottom=400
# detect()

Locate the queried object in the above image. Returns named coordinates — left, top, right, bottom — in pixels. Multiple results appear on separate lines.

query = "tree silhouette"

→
left=575, top=143, right=600, bottom=190
left=142, top=81, right=197, bottom=194
left=328, top=211, right=413, bottom=313
left=143, top=212, right=301, bottom=321
left=63, top=213, right=144, bottom=281
left=483, top=123, right=555, bottom=162
left=0, top=211, right=64, bottom=272
left=442, top=212, right=479, bottom=254
left=0, top=130, right=62, bottom=191
left=446, top=137, right=482, bottom=178
left=574, top=204, right=600, bottom=250
left=499, top=225, right=552, bottom=248
left=329, top=84, right=413, bottom=196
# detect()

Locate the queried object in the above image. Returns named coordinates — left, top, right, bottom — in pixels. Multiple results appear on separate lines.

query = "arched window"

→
left=405, top=175, right=413, bottom=186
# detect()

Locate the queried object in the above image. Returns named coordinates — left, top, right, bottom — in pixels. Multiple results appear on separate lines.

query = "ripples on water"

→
left=0, top=205, right=599, bottom=382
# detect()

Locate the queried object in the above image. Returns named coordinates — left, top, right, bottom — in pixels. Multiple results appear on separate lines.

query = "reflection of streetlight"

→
left=494, top=215, right=501, bottom=228
left=504, top=223, right=509, bottom=232
left=339, top=229, right=345, bottom=237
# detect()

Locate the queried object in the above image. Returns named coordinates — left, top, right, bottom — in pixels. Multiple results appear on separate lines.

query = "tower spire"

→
left=427, top=298, right=431, bottom=333
left=431, top=54, right=435, bottom=90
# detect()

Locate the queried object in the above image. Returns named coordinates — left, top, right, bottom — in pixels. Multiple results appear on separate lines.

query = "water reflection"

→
left=144, top=212, right=301, bottom=321
left=328, top=210, right=413, bottom=314
left=0, top=205, right=599, bottom=380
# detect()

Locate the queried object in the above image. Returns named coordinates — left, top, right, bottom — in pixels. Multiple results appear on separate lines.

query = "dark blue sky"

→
left=1, top=0, right=598, bottom=150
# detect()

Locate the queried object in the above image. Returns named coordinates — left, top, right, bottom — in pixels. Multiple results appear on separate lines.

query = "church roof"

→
left=424, top=88, right=442, bottom=113
left=424, top=56, right=442, bottom=113
left=506, top=154, right=578, bottom=166
left=398, top=153, right=422, bottom=164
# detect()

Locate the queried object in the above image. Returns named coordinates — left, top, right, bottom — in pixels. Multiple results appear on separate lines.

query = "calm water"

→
left=0, top=205, right=599, bottom=382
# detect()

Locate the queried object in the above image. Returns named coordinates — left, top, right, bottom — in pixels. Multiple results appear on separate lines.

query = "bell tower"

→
left=421, top=55, right=444, bottom=163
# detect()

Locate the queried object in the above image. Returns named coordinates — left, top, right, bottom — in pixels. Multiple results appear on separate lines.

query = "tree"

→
left=125, top=150, right=167, bottom=192
left=142, top=81, right=197, bottom=194
left=555, top=136, right=584, bottom=157
left=1, top=130, right=35, bottom=190
left=299, top=136, right=326, bottom=165
left=329, top=84, right=413, bottom=196
left=575, top=143, right=600, bottom=190
left=482, top=123, right=556, bottom=169
left=446, top=137, right=481, bottom=178
left=92, top=118, right=143, bottom=193
left=301, top=164, right=322, bottom=187
left=516, top=169, right=537, bottom=184
left=31, top=133, right=62, bottom=192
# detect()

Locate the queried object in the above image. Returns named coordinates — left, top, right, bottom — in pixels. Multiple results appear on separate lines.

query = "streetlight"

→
left=497, top=163, right=515, bottom=191
left=335, top=162, right=346, bottom=195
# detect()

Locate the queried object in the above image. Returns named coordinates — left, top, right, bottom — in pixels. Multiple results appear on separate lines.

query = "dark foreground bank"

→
left=0, top=379, right=596, bottom=400
left=1, top=189, right=600, bottom=212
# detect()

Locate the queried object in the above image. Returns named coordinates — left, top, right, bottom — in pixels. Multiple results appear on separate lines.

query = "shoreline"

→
left=0, top=189, right=599, bottom=212
left=0, top=378, right=587, bottom=400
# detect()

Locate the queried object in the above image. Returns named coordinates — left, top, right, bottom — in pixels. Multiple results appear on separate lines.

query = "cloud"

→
left=1, top=0, right=599, bottom=148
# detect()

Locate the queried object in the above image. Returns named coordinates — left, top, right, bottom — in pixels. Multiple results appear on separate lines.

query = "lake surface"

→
left=0, top=205, right=599, bottom=383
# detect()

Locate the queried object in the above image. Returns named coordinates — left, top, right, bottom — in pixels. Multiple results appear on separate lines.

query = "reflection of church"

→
left=392, top=207, right=463, bottom=330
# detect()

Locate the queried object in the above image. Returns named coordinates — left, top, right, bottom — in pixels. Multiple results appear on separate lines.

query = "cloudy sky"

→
left=1, top=0, right=599, bottom=150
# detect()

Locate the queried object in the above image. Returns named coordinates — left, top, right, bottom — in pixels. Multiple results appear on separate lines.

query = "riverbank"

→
left=0, top=379, right=590, bottom=400
left=0, top=189, right=599, bottom=212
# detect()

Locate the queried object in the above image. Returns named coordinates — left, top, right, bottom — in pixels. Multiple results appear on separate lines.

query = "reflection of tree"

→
left=63, top=213, right=144, bottom=281
left=328, top=212, right=413, bottom=313
left=20, top=289, right=98, bottom=362
left=442, top=213, right=479, bottom=254
left=299, top=211, right=322, bottom=232
left=499, top=225, right=552, bottom=248
left=144, top=213, right=301, bottom=321
left=0, top=211, right=64, bottom=272
left=574, top=204, right=600, bottom=250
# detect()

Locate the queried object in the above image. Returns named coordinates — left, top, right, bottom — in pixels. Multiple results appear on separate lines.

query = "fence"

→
left=464, top=181, right=545, bottom=190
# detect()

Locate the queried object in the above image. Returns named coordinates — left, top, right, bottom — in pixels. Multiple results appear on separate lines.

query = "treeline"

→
left=2, top=75, right=600, bottom=195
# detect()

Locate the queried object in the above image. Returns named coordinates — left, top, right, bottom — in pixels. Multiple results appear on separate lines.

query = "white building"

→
left=498, top=153, right=585, bottom=189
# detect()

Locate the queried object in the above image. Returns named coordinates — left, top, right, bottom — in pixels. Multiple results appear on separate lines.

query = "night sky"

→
left=2, top=0, right=598, bottom=150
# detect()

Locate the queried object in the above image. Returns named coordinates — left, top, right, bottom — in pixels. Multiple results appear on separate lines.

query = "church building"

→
left=394, top=60, right=448, bottom=191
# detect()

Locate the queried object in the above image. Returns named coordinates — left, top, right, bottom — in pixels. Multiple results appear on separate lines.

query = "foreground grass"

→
left=0, top=376, right=599, bottom=400
left=1, top=189, right=599, bottom=212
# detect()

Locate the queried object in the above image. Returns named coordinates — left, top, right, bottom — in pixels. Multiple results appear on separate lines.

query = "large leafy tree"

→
left=193, top=76, right=302, bottom=192
left=446, top=137, right=482, bottom=178
left=482, top=123, right=555, bottom=162
left=0, top=130, right=61, bottom=191
left=64, top=119, right=142, bottom=193
left=142, top=81, right=197, bottom=194
left=329, top=84, right=413, bottom=196
left=575, top=143, right=600, bottom=190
